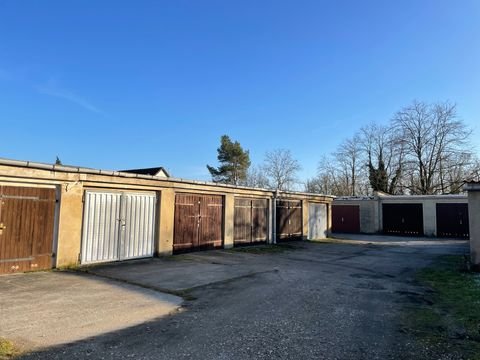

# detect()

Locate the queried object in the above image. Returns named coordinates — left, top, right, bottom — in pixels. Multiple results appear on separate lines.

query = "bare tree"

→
left=243, top=165, right=269, bottom=189
left=393, top=101, right=473, bottom=194
left=263, top=149, right=301, bottom=191
left=359, top=123, right=405, bottom=194
left=312, top=155, right=358, bottom=196
left=334, top=135, right=363, bottom=196
left=313, top=101, right=478, bottom=196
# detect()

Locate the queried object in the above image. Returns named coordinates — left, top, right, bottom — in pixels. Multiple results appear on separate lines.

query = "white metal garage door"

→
left=81, top=191, right=156, bottom=264
left=308, top=203, right=327, bottom=240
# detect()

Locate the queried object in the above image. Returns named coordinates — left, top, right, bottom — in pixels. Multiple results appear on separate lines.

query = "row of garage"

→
left=332, top=195, right=470, bottom=238
left=84, top=193, right=327, bottom=261
left=0, top=159, right=333, bottom=275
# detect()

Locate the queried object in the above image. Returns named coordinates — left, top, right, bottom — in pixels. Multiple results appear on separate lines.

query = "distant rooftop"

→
left=120, top=167, right=170, bottom=178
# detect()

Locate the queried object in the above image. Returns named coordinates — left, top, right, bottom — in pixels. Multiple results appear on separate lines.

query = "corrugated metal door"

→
left=81, top=192, right=121, bottom=264
left=382, top=203, right=423, bottom=236
left=81, top=191, right=156, bottom=264
left=332, top=205, right=360, bottom=233
left=121, top=193, right=156, bottom=259
left=234, top=198, right=268, bottom=246
left=173, top=194, right=224, bottom=253
left=276, top=200, right=303, bottom=242
left=436, top=203, right=469, bottom=239
left=0, top=186, right=56, bottom=275
left=308, top=203, right=327, bottom=239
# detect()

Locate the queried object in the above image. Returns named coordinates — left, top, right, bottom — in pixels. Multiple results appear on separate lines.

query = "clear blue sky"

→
left=1, top=1, right=479, bottom=182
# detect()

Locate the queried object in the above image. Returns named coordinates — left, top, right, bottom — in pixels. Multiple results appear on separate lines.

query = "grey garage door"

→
left=81, top=191, right=156, bottom=264
left=308, top=203, right=327, bottom=239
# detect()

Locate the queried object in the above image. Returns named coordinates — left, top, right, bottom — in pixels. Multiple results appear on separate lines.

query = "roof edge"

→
left=0, top=157, right=334, bottom=199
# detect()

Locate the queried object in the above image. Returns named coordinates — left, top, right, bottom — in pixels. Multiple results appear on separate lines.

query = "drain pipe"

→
left=272, top=190, right=279, bottom=244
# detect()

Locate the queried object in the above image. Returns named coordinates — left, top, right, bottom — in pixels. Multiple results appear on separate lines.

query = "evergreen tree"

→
left=207, top=135, right=250, bottom=185
left=55, top=156, right=62, bottom=165
left=368, top=156, right=388, bottom=192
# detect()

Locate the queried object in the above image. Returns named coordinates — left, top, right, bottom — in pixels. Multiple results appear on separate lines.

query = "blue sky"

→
left=1, top=1, right=479, bottom=182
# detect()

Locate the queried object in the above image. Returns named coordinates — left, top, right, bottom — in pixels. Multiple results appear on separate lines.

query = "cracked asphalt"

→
left=19, top=240, right=468, bottom=360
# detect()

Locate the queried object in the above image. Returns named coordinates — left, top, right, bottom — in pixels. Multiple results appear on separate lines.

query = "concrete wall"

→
left=466, top=183, right=480, bottom=268
left=333, top=194, right=468, bottom=237
left=56, top=182, right=84, bottom=267
left=0, top=161, right=333, bottom=269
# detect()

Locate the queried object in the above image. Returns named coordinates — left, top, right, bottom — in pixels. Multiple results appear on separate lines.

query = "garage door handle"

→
left=0, top=223, right=6, bottom=230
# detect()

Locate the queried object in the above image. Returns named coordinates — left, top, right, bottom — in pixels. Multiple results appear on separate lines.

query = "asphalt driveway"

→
left=4, top=239, right=469, bottom=359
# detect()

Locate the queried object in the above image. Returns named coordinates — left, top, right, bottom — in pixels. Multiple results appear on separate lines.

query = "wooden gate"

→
left=174, top=194, right=223, bottom=253
left=382, top=203, right=424, bottom=236
left=332, top=205, right=360, bottom=233
left=276, top=200, right=302, bottom=242
left=234, top=198, right=268, bottom=246
left=436, top=203, right=469, bottom=239
left=0, top=186, right=56, bottom=275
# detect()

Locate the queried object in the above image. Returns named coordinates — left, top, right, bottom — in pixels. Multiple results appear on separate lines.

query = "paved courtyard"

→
left=1, top=239, right=468, bottom=359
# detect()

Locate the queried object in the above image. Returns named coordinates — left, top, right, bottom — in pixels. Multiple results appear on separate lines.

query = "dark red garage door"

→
left=382, top=203, right=423, bottom=236
left=173, top=194, right=223, bottom=253
left=332, top=205, right=360, bottom=233
left=436, top=203, right=469, bottom=239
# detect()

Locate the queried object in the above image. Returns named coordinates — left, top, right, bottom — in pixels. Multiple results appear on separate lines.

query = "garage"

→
left=382, top=203, right=423, bottom=236
left=81, top=191, right=156, bottom=264
left=308, top=203, right=327, bottom=239
left=332, top=205, right=360, bottom=233
left=234, top=198, right=269, bottom=246
left=173, top=193, right=223, bottom=253
left=0, top=185, right=56, bottom=275
left=436, top=203, right=469, bottom=239
left=276, top=199, right=302, bottom=241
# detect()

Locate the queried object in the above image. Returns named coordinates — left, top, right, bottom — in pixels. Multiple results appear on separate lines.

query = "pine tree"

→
left=207, top=135, right=250, bottom=185
left=55, top=156, right=62, bottom=165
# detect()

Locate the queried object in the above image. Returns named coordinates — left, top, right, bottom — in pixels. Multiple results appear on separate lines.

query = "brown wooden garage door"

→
left=436, top=203, right=469, bottom=239
left=234, top=198, right=268, bottom=246
left=382, top=203, right=423, bottom=236
left=0, top=186, right=56, bottom=275
left=174, top=194, right=223, bottom=253
left=332, top=205, right=360, bottom=233
left=276, top=200, right=302, bottom=242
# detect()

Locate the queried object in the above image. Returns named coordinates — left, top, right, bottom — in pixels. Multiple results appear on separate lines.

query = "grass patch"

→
left=404, top=255, right=480, bottom=359
left=0, top=338, right=19, bottom=359
left=229, top=243, right=299, bottom=254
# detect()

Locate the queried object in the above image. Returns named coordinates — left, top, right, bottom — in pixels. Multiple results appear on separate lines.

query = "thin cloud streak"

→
left=36, top=83, right=104, bottom=114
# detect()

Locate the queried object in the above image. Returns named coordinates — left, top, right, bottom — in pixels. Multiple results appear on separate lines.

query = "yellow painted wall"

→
left=158, top=188, right=175, bottom=256
left=302, top=200, right=309, bottom=239
left=56, top=182, right=84, bottom=267
left=223, top=194, right=235, bottom=248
